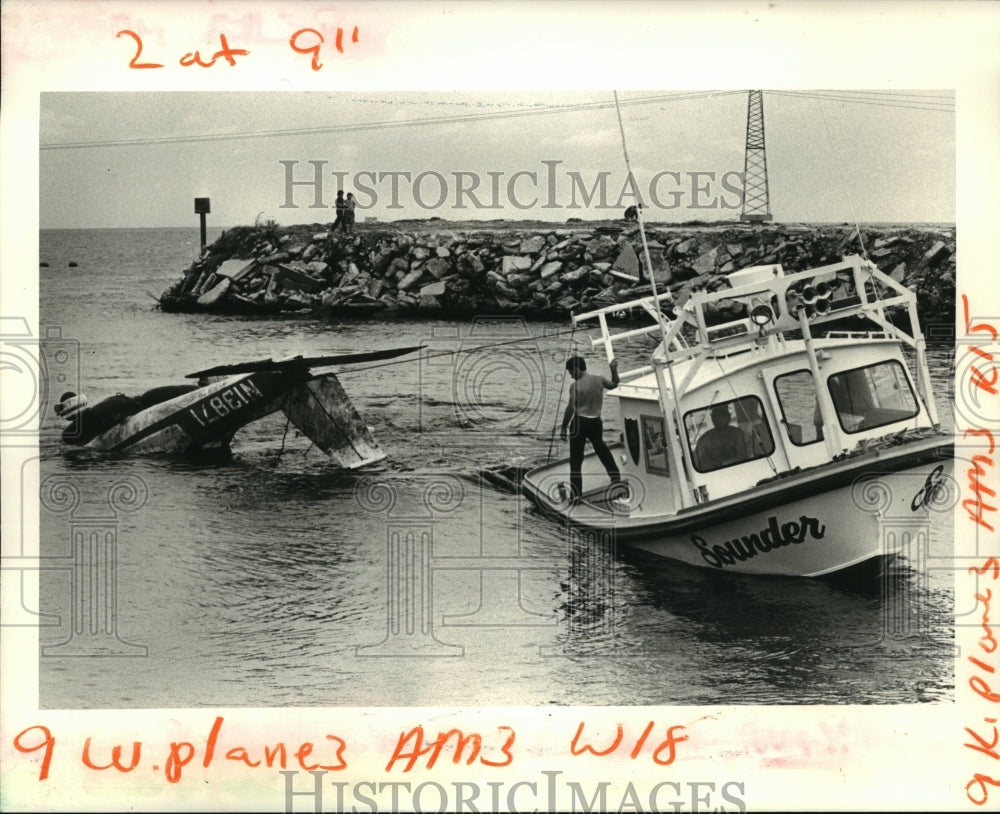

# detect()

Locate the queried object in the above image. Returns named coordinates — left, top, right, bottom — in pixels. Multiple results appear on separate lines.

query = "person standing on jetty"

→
left=560, top=355, right=621, bottom=500
left=345, top=192, right=356, bottom=235
left=332, top=190, right=347, bottom=233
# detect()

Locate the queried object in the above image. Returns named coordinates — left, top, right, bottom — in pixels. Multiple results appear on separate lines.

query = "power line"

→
left=792, top=89, right=955, bottom=110
left=41, top=90, right=744, bottom=151
left=768, top=89, right=954, bottom=114
left=827, top=89, right=955, bottom=101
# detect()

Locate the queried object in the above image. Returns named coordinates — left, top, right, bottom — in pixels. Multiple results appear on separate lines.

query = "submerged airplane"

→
left=53, top=346, right=419, bottom=467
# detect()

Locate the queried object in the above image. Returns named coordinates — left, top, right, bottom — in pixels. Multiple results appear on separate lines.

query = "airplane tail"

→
left=281, top=374, right=386, bottom=468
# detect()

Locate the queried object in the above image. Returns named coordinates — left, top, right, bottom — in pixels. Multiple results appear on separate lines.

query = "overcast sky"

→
left=39, top=89, right=955, bottom=229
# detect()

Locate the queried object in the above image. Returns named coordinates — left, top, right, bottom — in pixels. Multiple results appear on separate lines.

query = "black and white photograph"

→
left=2, top=2, right=998, bottom=812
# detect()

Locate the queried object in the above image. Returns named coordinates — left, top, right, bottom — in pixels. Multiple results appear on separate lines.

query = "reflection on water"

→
left=549, top=533, right=953, bottom=705
left=36, top=228, right=955, bottom=709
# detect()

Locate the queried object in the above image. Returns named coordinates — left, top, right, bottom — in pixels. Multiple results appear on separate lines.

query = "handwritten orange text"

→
left=116, top=27, right=358, bottom=71
left=570, top=721, right=689, bottom=765
left=12, top=716, right=348, bottom=785
left=961, top=292, right=999, bottom=806
left=385, top=726, right=515, bottom=772
left=290, top=26, right=360, bottom=71
left=961, top=295, right=998, bottom=532
left=966, top=559, right=1000, bottom=804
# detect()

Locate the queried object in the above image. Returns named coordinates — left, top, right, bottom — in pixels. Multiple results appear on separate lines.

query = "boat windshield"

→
left=684, top=396, right=775, bottom=473
left=774, top=370, right=823, bottom=446
left=827, top=360, right=919, bottom=433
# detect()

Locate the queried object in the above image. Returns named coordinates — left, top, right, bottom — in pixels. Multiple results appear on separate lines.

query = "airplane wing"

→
left=185, top=345, right=422, bottom=379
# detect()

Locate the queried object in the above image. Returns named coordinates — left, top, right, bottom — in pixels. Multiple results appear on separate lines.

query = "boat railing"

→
left=568, top=255, right=921, bottom=370
left=645, top=254, right=925, bottom=364
left=614, top=376, right=660, bottom=393
left=572, top=291, right=684, bottom=364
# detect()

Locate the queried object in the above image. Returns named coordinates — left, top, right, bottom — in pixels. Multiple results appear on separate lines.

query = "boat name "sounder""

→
left=691, top=514, right=826, bottom=568
left=188, top=380, right=265, bottom=427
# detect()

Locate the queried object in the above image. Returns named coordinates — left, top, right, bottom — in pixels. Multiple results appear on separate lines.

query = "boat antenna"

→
left=812, top=97, right=872, bottom=264
left=614, top=93, right=694, bottom=507
left=613, top=91, right=672, bottom=352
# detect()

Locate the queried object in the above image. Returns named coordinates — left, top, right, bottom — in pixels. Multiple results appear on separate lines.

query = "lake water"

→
left=35, top=227, right=956, bottom=709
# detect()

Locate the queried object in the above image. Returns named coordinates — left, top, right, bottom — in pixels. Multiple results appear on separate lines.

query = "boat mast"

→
left=613, top=92, right=694, bottom=508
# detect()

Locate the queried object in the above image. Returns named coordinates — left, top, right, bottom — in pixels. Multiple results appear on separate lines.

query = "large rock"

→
left=924, top=241, right=950, bottom=265
left=420, top=281, right=447, bottom=298
left=585, top=236, right=616, bottom=261
left=494, top=280, right=519, bottom=299
left=612, top=244, right=640, bottom=278
left=519, top=235, right=546, bottom=254
left=506, top=273, right=534, bottom=288
left=651, top=262, right=672, bottom=287
left=502, top=255, right=533, bottom=274
left=692, top=246, right=718, bottom=275
left=540, top=261, right=563, bottom=280
left=426, top=257, right=451, bottom=278
left=459, top=253, right=485, bottom=275
left=397, top=268, right=425, bottom=291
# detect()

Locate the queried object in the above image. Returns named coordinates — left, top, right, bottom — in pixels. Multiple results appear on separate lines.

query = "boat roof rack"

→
left=570, top=254, right=924, bottom=371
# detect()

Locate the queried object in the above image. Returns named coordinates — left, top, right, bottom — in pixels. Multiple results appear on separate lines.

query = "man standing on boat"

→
left=560, top=355, right=621, bottom=500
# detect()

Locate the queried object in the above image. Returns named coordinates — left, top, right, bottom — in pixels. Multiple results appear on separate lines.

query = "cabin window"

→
left=774, top=370, right=823, bottom=446
left=828, top=361, right=919, bottom=433
left=641, top=415, right=669, bottom=474
left=684, top=396, right=775, bottom=473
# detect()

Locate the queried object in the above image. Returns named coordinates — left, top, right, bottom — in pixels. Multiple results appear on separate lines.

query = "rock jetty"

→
left=158, top=220, right=956, bottom=326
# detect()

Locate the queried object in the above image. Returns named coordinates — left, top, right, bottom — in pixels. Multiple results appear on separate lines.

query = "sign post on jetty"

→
left=194, top=197, right=211, bottom=248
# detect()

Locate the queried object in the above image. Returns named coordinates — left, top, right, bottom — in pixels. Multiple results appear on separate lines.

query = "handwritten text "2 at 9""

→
left=116, top=27, right=359, bottom=72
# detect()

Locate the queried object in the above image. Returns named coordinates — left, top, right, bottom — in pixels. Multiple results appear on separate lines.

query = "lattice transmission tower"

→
left=740, top=90, right=773, bottom=222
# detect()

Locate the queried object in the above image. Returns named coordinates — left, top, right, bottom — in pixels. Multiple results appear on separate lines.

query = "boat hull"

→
left=522, top=437, right=954, bottom=577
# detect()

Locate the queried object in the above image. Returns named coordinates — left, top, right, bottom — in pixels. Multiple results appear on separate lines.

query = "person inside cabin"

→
left=695, top=404, right=748, bottom=470
left=560, top=355, right=621, bottom=500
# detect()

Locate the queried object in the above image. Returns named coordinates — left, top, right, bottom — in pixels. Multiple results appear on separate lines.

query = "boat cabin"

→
left=575, top=255, right=939, bottom=513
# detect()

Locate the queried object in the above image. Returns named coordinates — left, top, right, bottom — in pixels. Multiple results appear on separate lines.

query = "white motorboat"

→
left=522, top=254, right=954, bottom=577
